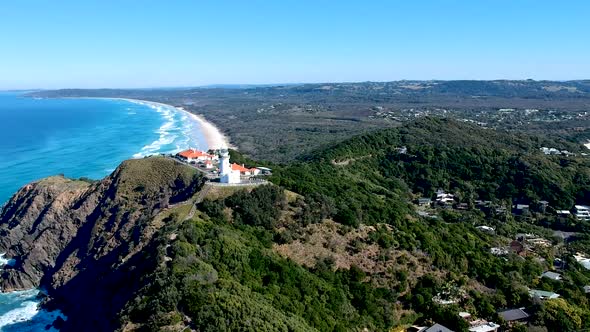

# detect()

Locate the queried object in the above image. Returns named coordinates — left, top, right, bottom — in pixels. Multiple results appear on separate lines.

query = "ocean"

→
left=0, top=92, right=207, bottom=330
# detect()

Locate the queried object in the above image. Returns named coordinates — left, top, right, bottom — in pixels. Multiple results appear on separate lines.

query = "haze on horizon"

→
left=1, top=0, right=589, bottom=90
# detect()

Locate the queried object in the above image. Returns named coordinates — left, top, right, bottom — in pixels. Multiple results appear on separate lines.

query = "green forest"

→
left=121, top=118, right=590, bottom=331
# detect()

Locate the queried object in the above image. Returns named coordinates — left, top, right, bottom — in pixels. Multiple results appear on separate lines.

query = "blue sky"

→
left=1, top=1, right=589, bottom=89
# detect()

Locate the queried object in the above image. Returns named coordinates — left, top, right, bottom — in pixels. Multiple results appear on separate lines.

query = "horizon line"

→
left=3, top=78, right=590, bottom=92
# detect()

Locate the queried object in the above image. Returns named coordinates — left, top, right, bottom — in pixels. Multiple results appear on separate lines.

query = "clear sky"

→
left=1, top=1, right=589, bottom=89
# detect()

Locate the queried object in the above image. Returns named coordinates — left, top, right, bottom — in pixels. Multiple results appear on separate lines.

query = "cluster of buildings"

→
left=416, top=189, right=590, bottom=225
left=540, top=146, right=574, bottom=156
left=175, top=148, right=271, bottom=184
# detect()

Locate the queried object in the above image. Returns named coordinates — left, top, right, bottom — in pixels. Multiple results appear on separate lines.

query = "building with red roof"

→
left=177, top=148, right=217, bottom=163
left=231, top=163, right=260, bottom=176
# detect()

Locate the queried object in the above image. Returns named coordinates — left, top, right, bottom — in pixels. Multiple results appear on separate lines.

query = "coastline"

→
left=116, top=98, right=232, bottom=151
left=67, top=97, right=232, bottom=151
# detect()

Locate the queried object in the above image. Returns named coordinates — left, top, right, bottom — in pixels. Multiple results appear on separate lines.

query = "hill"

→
left=2, top=120, right=590, bottom=331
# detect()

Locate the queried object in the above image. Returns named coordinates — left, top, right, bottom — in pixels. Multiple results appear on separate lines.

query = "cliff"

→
left=0, top=156, right=203, bottom=330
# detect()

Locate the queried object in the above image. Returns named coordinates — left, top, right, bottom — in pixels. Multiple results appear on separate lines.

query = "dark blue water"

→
left=0, top=92, right=206, bottom=330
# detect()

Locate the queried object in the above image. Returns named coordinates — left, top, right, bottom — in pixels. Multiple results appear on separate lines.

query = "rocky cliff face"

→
left=0, top=156, right=203, bottom=331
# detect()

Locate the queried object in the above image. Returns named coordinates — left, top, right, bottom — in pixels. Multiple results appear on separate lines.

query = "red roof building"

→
left=231, top=163, right=260, bottom=175
left=177, top=149, right=216, bottom=161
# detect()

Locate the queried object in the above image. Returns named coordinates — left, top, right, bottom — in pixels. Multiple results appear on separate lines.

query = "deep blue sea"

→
left=0, top=91, right=206, bottom=330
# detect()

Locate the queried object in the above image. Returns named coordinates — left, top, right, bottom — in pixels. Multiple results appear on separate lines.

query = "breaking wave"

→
left=130, top=101, right=203, bottom=158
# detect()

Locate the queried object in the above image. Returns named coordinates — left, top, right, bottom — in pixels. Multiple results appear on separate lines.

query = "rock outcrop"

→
left=0, top=156, right=203, bottom=330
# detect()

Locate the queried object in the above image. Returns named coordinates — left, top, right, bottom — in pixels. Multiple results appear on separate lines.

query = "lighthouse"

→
left=219, top=149, right=240, bottom=183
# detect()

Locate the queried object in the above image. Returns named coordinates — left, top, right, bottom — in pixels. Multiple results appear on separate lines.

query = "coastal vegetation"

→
left=4, top=116, right=590, bottom=331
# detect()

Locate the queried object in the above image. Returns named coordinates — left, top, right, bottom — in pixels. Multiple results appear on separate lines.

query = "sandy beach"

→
left=115, top=98, right=231, bottom=151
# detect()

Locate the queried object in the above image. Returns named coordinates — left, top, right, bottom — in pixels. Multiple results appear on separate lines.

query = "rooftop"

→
left=425, top=323, right=454, bottom=332
left=178, top=149, right=214, bottom=159
left=529, top=289, right=560, bottom=299
left=541, top=271, right=562, bottom=281
left=497, top=308, right=530, bottom=321
left=468, top=322, right=500, bottom=332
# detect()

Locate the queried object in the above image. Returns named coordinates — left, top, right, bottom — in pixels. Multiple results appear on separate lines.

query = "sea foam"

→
left=0, top=255, right=66, bottom=331
left=130, top=101, right=201, bottom=158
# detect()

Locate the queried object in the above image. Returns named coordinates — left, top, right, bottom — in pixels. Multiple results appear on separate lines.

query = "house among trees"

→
left=407, top=323, right=454, bottom=332
left=459, top=311, right=500, bottom=332
left=512, top=204, right=530, bottom=218
left=417, top=198, right=432, bottom=206
left=435, top=189, right=455, bottom=206
left=529, top=289, right=560, bottom=300
left=574, top=205, right=590, bottom=221
left=541, top=271, right=562, bottom=281
left=497, top=308, right=530, bottom=326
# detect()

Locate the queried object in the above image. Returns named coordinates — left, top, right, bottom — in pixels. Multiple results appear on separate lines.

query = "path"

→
left=184, top=183, right=212, bottom=220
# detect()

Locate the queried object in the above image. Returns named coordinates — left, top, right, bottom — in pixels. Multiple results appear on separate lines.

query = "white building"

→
left=219, top=149, right=240, bottom=184
left=575, top=205, right=590, bottom=221
left=435, top=189, right=455, bottom=205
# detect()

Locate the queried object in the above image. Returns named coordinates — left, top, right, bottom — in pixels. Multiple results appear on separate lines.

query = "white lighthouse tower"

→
left=219, top=149, right=240, bottom=184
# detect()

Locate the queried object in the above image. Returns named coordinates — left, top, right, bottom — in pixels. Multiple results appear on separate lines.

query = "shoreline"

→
left=114, top=98, right=232, bottom=151
left=65, top=97, right=232, bottom=151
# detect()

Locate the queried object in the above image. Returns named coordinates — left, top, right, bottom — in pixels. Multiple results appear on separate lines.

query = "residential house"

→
left=468, top=322, right=499, bottom=332
left=458, top=311, right=499, bottom=332
left=540, top=271, right=562, bottom=281
left=574, top=205, right=590, bottom=221
left=476, top=226, right=495, bottom=234
left=497, top=308, right=530, bottom=325
left=435, top=190, right=455, bottom=206
left=425, top=324, right=454, bottom=332
left=512, top=204, right=530, bottom=218
left=417, top=198, right=433, bottom=207
left=529, top=289, right=560, bottom=300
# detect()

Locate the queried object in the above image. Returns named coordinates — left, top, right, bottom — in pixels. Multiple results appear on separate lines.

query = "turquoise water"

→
left=0, top=92, right=206, bottom=330
left=0, top=92, right=207, bottom=205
